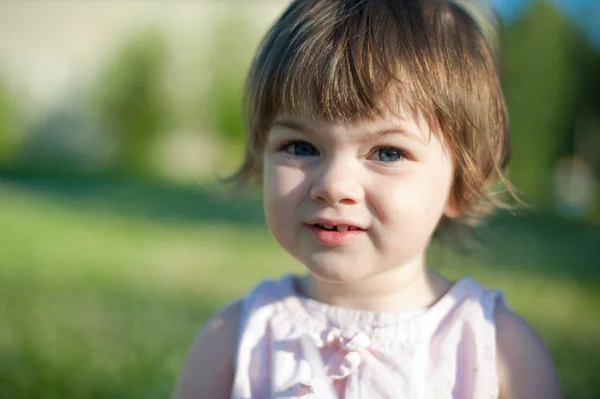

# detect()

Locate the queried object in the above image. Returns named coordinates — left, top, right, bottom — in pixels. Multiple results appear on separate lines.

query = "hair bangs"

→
left=248, top=0, right=432, bottom=136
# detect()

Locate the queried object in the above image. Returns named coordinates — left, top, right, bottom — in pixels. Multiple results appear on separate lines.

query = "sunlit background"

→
left=0, top=1, right=598, bottom=398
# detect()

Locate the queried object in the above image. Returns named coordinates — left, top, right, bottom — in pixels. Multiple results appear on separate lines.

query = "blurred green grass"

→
left=0, top=180, right=598, bottom=399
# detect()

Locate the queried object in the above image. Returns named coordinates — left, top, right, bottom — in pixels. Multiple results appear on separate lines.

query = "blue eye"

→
left=285, top=141, right=319, bottom=157
left=377, top=147, right=404, bottom=162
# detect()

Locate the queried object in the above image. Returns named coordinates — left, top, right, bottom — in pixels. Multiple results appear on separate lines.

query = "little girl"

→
left=172, top=0, right=562, bottom=398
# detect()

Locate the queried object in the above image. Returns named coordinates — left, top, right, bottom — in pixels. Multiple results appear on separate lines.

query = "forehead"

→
left=272, top=100, right=438, bottom=143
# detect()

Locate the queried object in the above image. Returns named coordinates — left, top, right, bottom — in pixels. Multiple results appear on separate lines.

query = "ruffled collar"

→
left=272, top=274, right=477, bottom=349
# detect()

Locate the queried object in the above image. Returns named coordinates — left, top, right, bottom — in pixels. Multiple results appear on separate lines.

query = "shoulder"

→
left=171, top=299, right=242, bottom=399
left=495, top=307, right=562, bottom=399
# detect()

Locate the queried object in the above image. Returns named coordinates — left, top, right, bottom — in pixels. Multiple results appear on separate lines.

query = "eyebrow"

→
left=360, top=127, right=426, bottom=144
left=272, top=119, right=426, bottom=144
left=271, top=120, right=314, bottom=135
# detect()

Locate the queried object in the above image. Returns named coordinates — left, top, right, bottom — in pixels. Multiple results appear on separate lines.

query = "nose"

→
left=310, top=156, right=362, bottom=206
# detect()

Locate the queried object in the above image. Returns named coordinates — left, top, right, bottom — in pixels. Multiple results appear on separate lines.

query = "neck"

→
left=300, top=258, right=451, bottom=313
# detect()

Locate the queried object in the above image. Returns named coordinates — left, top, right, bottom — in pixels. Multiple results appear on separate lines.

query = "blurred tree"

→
left=17, top=103, right=113, bottom=175
left=564, top=28, right=600, bottom=222
left=502, top=1, right=581, bottom=205
left=93, top=27, right=171, bottom=177
left=0, top=79, right=20, bottom=166
left=572, top=34, right=600, bottom=175
left=203, top=9, right=259, bottom=173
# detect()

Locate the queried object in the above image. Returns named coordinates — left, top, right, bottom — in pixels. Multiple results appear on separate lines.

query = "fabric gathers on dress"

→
left=231, top=275, right=506, bottom=399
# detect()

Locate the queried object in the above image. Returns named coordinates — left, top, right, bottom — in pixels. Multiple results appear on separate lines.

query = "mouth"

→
left=313, top=223, right=364, bottom=232
left=307, top=222, right=366, bottom=245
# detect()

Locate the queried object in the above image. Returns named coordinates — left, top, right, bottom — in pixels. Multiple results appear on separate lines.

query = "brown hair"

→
left=229, top=0, right=520, bottom=228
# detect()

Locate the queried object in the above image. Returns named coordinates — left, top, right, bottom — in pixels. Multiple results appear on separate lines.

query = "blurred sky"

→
left=493, top=0, right=600, bottom=48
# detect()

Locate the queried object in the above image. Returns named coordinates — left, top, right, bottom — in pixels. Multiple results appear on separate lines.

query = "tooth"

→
left=337, top=225, right=349, bottom=232
left=323, top=224, right=334, bottom=230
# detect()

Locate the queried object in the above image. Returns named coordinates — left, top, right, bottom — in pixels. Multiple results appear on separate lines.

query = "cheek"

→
left=373, top=163, right=453, bottom=225
left=263, top=161, right=309, bottom=204
left=418, top=165, right=453, bottom=212
left=263, top=161, right=310, bottom=228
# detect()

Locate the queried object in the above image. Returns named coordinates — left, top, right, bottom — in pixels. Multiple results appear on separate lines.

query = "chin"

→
left=303, top=260, right=372, bottom=285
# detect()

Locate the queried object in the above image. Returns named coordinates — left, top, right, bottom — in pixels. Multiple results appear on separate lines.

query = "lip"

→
left=306, top=224, right=366, bottom=246
left=305, top=218, right=367, bottom=246
left=307, top=218, right=367, bottom=231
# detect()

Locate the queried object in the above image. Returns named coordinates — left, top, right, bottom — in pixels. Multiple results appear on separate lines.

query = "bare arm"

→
left=496, top=307, right=562, bottom=399
left=171, top=300, right=242, bottom=399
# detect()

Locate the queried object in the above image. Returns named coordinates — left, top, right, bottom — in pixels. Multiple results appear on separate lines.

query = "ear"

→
left=443, top=194, right=462, bottom=219
left=444, top=203, right=461, bottom=219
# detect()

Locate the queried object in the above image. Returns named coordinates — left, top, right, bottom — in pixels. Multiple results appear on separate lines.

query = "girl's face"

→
left=262, top=106, right=456, bottom=284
